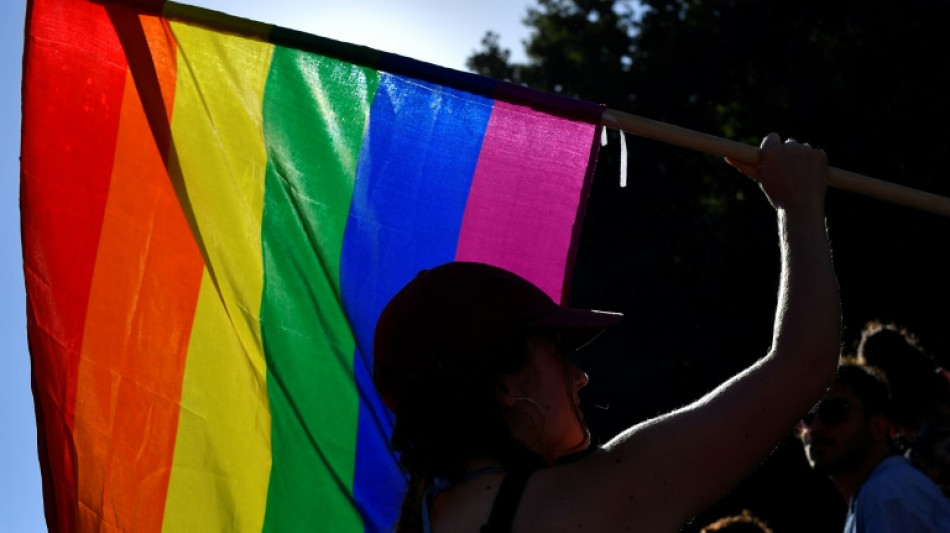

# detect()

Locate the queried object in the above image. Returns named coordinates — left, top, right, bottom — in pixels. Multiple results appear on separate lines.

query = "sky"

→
left=3, top=1, right=534, bottom=530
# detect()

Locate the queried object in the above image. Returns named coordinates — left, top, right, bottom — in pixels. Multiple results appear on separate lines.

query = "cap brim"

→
left=534, top=307, right=624, bottom=351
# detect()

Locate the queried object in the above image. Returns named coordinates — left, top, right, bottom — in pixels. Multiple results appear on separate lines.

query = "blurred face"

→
left=501, top=332, right=591, bottom=463
left=910, top=425, right=950, bottom=497
left=798, top=383, right=877, bottom=476
left=930, top=435, right=950, bottom=497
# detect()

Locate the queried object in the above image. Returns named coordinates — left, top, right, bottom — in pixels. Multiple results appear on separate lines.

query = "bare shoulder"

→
left=513, top=447, right=670, bottom=533
left=430, top=471, right=506, bottom=533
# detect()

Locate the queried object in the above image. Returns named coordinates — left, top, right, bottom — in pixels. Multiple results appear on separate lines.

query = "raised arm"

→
left=524, top=133, right=841, bottom=532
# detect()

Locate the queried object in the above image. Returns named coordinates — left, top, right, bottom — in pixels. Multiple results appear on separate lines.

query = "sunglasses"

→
left=801, top=397, right=863, bottom=427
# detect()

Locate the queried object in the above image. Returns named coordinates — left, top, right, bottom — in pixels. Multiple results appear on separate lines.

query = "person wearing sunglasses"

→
left=798, top=361, right=950, bottom=532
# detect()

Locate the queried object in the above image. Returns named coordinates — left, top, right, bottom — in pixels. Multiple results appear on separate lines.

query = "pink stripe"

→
left=455, top=101, right=597, bottom=303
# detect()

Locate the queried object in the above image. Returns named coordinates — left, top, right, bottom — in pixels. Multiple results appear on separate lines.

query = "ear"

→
left=495, top=379, right=512, bottom=407
left=495, top=374, right=525, bottom=408
left=886, top=419, right=902, bottom=439
left=869, top=414, right=893, bottom=442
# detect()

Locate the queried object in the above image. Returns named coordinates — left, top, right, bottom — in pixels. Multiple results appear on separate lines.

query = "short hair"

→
left=836, top=358, right=892, bottom=417
left=856, top=320, right=948, bottom=428
left=700, top=509, right=773, bottom=533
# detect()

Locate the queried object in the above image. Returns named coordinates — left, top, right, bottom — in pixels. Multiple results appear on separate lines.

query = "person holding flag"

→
left=373, top=132, right=841, bottom=532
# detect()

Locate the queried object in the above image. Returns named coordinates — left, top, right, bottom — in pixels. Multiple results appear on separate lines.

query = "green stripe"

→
left=259, top=46, right=380, bottom=532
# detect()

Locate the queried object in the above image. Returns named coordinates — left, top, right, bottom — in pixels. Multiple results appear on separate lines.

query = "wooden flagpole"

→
left=601, top=109, right=950, bottom=218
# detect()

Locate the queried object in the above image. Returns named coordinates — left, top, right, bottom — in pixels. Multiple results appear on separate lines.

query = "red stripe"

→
left=21, top=0, right=130, bottom=530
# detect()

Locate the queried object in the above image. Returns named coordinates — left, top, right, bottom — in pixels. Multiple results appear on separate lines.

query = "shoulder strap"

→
left=422, top=467, right=506, bottom=533
left=480, top=469, right=534, bottom=533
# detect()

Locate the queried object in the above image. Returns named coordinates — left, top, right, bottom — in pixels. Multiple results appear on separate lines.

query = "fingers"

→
left=760, top=131, right=782, bottom=149
left=726, top=133, right=828, bottom=196
left=726, top=132, right=782, bottom=181
left=760, top=134, right=827, bottom=165
left=724, top=156, right=760, bottom=180
left=754, top=132, right=829, bottom=211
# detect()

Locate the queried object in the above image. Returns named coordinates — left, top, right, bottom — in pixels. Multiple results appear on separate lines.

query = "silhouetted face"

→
left=502, top=333, right=591, bottom=463
left=799, top=383, right=876, bottom=476
left=910, top=422, right=950, bottom=498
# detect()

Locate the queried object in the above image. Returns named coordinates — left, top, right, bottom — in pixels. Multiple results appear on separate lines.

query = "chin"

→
left=546, top=434, right=590, bottom=462
left=568, top=430, right=592, bottom=454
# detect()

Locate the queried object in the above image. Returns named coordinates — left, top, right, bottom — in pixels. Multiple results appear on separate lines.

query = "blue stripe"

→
left=339, top=73, right=495, bottom=532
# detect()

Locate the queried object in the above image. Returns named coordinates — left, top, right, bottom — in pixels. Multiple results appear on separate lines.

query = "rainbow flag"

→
left=20, top=0, right=604, bottom=531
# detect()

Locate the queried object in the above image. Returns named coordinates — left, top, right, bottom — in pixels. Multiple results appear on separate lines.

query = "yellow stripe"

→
left=162, top=21, right=273, bottom=532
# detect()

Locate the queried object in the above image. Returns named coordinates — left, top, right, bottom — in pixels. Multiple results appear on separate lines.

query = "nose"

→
left=805, top=414, right=828, bottom=431
left=794, top=420, right=811, bottom=439
left=798, top=418, right=830, bottom=442
left=572, top=364, right=589, bottom=389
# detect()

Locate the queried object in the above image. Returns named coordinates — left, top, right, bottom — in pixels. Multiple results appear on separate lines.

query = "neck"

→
left=831, top=448, right=894, bottom=501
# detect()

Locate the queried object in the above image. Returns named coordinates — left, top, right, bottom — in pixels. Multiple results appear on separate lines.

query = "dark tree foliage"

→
left=469, top=1, right=950, bottom=531
left=466, top=31, right=517, bottom=81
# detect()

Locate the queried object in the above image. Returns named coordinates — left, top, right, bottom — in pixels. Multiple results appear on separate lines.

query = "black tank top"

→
left=480, top=469, right=534, bottom=533
left=421, top=468, right=535, bottom=533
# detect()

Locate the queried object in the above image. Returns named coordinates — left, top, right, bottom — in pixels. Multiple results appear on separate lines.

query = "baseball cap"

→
left=373, top=261, right=623, bottom=411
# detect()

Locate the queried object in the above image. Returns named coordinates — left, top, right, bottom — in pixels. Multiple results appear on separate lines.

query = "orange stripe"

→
left=73, top=15, right=202, bottom=532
